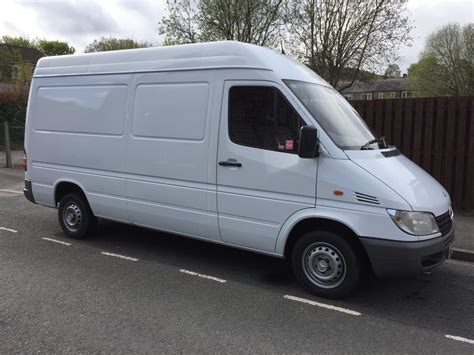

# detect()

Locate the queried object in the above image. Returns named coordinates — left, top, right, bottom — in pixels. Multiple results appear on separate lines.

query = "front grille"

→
left=435, top=211, right=453, bottom=236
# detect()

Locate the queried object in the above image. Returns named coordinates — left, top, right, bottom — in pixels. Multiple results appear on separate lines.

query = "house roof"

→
left=0, top=44, right=44, bottom=64
left=340, top=77, right=410, bottom=93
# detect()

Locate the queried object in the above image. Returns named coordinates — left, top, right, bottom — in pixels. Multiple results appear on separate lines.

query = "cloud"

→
left=2, top=20, right=20, bottom=33
left=116, top=0, right=156, bottom=18
left=26, top=0, right=118, bottom=35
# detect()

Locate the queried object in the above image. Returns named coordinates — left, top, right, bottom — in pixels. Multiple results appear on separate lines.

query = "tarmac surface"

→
left=1, top=168, right=473, bottom=352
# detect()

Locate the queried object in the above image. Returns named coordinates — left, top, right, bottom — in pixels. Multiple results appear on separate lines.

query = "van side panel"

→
left=133, top=83, right=209, bottom=140
left=34, top=85, right=127, bottom=135
left=27, top=74, right=131, bottom=221
left=126, top=71, right=217, bottom=239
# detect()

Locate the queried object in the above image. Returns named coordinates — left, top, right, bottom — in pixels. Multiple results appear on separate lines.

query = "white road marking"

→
left=284, top=295, right=361, bottom=316
left=445, top=335, right=474, bottom=345
left=0, top=227, right=18, bottom=233
left=101, top=252, right=138, bottom=262
left=0, top=189, right=22, bottom=194
left=42, top=237, right=71, bottom=246
left=179, top=269, right=227, bottom=283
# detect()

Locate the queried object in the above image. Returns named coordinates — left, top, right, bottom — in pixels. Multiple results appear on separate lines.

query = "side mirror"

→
left=298, top=125, right=319, bottom=158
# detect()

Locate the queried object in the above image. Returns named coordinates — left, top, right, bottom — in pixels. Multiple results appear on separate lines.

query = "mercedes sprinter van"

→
left=24, top=41, right=455, bottom=298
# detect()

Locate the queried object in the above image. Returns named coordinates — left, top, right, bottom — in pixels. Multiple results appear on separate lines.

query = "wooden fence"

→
left=351, top=96, right=474, bottom=209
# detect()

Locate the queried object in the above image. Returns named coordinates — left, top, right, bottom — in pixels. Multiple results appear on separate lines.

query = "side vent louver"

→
left=354, top=192, right=380, bottom=205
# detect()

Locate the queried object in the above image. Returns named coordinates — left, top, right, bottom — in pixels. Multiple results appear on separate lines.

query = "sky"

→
left=0, top=0, right=472, bottom=74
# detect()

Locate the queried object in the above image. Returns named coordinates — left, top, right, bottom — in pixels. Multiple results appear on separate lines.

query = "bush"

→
left=0, top=90, right=28, bottom=148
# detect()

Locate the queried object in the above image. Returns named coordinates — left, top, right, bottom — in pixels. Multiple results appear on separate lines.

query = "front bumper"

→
left=360, top=225, right=455, bottom=278
left=23, top=179, right=35, bottom=204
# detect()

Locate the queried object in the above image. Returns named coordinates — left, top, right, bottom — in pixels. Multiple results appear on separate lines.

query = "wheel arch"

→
left=276, top=209, right=370, bottom=266
left=54, top=179, right=89, bottom=207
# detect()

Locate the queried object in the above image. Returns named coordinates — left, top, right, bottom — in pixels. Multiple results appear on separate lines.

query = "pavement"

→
left=453, top=215, right=474, bottom=262
left=1, top=167, right=473, bottom=353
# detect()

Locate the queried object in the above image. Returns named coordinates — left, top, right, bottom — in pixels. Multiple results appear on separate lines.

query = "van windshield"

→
left=284, top=80, right=375, bottom=150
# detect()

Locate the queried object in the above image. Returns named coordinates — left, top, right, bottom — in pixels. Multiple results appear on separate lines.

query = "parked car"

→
left=23, top=41, right=455, bottom=298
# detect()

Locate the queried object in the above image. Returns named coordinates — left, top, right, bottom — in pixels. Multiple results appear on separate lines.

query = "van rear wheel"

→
left=58, top=193, right=97, bottom=239
left=292, top=230, right=362, bottom=299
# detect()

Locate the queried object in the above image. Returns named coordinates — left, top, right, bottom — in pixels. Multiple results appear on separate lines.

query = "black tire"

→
left=291, top=230, right=362, bottom=299
left=57, top=193, right=97, bottom=239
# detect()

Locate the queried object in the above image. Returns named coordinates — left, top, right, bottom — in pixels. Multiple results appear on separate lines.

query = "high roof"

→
left=33, top=41, right=329, bottom=86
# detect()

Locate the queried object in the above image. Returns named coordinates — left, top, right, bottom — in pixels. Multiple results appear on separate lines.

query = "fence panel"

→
left=351, top=96, right=474, bottom=208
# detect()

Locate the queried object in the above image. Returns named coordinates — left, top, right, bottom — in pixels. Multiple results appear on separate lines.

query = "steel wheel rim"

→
left=302, top=242, right=347, bottom=289
left=63, top=202, right=82, bottom=232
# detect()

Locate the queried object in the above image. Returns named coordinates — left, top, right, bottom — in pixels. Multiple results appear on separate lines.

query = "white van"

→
left=24, top=41, right=455, bottom=298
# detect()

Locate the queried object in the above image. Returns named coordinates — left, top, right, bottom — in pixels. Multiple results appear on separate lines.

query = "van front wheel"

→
left=292, top=231, right=361, bottom=299
left=58, top=193, right=97, bottom=239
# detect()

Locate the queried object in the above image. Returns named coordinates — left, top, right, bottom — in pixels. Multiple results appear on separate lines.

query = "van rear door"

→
left=216, top=81, right=317, bottom=253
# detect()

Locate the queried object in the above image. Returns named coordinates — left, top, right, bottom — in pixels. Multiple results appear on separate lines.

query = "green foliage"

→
left=37, top=40, right=75, bottom=56
left=1, top=35, right=75, bottom=56
left=0, top=47, right=17, bottom=80
left=84, top=37, right=152, bottom=53
left=1, top=35, right=35, bottom=48
left=159, top=0, right=284, bottom=47
left=0, top=46, right=34, bottom=89
left=162, top=37, right=181, bottom=46
left=408, top=56, right=443, bottom=96
left=409, top=23, right=474, bottom=97
left=0, top=90, right=27, bottom=147
left=0, top=90, right=27, bottom=126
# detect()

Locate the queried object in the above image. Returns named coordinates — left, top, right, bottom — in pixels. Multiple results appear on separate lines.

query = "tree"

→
left=284, top=0, right=412, bottom=88
left=409, top=23, right=474, bottom=97
left=0, top=51, right=33, bottom=95
left=159, top=0, right=284, bottom=47
left=0, top=46, right=17, bottom=80
left=159, top=1, right=200, bottom=44
left=198, top=0, right=283, bottom=45
left=12, top=61, right=34, bottom=97
left=37, top=40, right=75, bottom=56
left=84, top=37, right=152, bottom=53
left=162, top=37, right=183, bottom=46
left=0, top=50, right=31, bottom=128
left=1, top=35, right=34, bottom=48
left=384, top=63, right=401, bottom=77
left=1, top=36, right=75, bottom=56
left=0, top=89, right=28, bottom=127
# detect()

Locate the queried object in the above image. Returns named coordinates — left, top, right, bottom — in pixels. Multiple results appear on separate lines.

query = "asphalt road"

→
left=0, top=170, right=473, bottom=353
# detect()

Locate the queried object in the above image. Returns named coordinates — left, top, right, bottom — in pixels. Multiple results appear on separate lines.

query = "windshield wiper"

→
left=360, top=136, right=386, bottom=150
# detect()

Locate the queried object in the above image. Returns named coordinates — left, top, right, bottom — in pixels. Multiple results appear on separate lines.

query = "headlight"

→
left=387, top=209, right=439, bottom=236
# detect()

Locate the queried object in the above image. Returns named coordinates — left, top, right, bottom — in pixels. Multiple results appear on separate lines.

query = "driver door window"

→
left=228, top=86, right=304, bottom=154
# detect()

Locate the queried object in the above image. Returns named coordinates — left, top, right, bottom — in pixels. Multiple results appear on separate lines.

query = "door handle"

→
left=218, top=159, right=242, bottom=168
